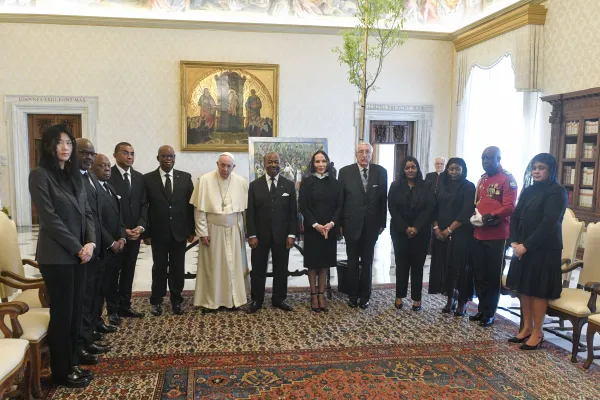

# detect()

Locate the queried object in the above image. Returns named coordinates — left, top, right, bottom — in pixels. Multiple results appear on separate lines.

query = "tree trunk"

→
left=359, top=23, right=369, bottom=141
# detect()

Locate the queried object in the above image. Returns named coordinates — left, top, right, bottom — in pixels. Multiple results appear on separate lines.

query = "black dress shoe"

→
left=394, top=302, right=404, bottom=310
left=520, top=336, right=544, bottom=350
left=273, top=301, right=294, bottom=312
left=347, top=299, right=358, bottom=308
left=479, top=317, right=495, bottom=327
left=92, top=331, right=105, bottom=342
left=469, top=312, right=483, bottom=322
left=53, top=373, right=91, bottom=388
left=202, top=308, right=218, bottom=314
left=172, top=304, right=184, bottom=315
left=78, top=350, right=98, bottom=366
left=119, top=308, right=144, bottom=318
left=108, top=313, right=122, bottom=326
left=85, top=343, right=111, bottom=354
left=72, top=366, right=94, bottom=379
left=359, top=301, right=370, bottom=310
left=151, top=304, right=162, bottom=316
left=454, top=309, right=467, bottom=317
left=247, top=301, right=261, bottom=314
left=508, top=335, right=531, bottom=343
left=96, top=323, right=117, bottom=334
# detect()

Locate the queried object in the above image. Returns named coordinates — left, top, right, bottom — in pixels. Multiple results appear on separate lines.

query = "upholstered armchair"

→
left=583, top=282, right=600, bottom=369
left=0, top=301, right=32, bottom=399
left=546, top=222, right=600, bottom=363
left=0, top=212, right=47, bottom=308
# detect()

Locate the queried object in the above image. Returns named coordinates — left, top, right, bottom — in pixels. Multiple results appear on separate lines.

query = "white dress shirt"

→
left=160, top=168, right=173, bottom=192
left=80, top=170, right=96, bottom=191
left=249, top=173, right=294, bottom=239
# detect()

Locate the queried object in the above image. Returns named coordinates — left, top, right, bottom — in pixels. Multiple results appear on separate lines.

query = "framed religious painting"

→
left=181, top=61, right=279, bottom=152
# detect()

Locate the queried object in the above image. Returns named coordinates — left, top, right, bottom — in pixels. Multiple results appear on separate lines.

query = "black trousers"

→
left=39, top=263, right=86, bottom=380
left=108, top=239, right=140, bottom=312
left=392, top=231, right=429, bottom=301
left=150, top=235, right=186, bottom=306
left=79, top=258, right=104, bottom=347
left=100, top=251, right=119, bottom=321
left=250, top=235, right=290, bottom=306
left=346, top=229, right=377, bottom=303
left=473, top=238, right=507, bottom=318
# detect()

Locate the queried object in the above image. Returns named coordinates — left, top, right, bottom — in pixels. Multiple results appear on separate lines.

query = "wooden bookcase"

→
left=542, top=87, right=600, bottom=223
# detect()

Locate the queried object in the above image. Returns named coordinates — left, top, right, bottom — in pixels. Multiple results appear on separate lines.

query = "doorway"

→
left=27, top=114, right=82, bottom=224
left=371, top=120, right=414, bottom=187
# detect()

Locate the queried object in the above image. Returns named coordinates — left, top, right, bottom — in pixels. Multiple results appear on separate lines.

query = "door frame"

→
left=3, top=95, right=99, bottom=226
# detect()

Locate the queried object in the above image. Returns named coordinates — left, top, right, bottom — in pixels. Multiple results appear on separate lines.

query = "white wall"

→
left=0, top=23, right=452, bottom=219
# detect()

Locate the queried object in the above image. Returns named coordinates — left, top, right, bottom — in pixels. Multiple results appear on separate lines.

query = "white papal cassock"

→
left=190, top=170, right=249, bottom=309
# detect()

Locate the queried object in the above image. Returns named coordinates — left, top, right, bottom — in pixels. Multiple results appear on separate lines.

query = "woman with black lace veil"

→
left=506, top=153, right=567, bottom=350
left=428, top=157, right=476, bottom=316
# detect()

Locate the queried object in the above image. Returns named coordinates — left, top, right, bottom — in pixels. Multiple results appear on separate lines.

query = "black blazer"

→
left=247, top=175, right=297, bottom=245
left=337, top=163, right=387, bottom=242
left=143, top=168, right=195, bottom=242
left=95, top=179, right=126, bottom=252
left=509, top=182, right=568, bottom=253
left=82, top=172, right=104, bottom=258
left=29, top=167, right=96, bottom=264
left=424, top=172, right=440, bottom=191
left=388, top=179, right=435, bottom=235
left=434, top=177, right=476, bottom=231
left=109, top=166, right=148, bottom=230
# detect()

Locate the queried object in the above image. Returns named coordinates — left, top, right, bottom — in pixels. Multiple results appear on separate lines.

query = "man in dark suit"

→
left=246, top=152, right=297, bottom=314
left=91, top=154, right=126, bottom=334
left=143, top=145, right=195, bottom=316
left=338, top=141, right=387, bottom=309
left=76, top=139, right=110, bottom=365
left=424, top=157, right=446, bottom=192
left=108, top=142, right=148, bottom=324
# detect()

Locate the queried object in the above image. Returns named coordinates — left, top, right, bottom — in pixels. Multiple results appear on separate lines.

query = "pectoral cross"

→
left=221, top=201, right=226, bottom=211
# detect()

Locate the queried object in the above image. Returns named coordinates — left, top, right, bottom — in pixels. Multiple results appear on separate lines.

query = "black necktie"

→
left=83, top=172, right=95, bottom=191
left=123, top=172, right=131, bottom=194
left=363, top=168, right=368, bottom=181
left=270, top=177, right=276, bottom=199
left=165, top=173, right=172, bottom=200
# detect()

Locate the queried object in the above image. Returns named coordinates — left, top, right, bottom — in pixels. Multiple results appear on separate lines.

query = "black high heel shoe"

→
left=508, top=334, right=531, bottom=343
left=442, top=299, right=457, bottom=314
left=412, top=302, right=422, bottom=312
left=394, top=300, right=403, bottom=310
left=318, top=292, right=327, bottom=312
left=520, top=336, right=544, bottom=350
left=454, top=303, right=467, bottom=317
left=310, top=293, right=320, bottom=313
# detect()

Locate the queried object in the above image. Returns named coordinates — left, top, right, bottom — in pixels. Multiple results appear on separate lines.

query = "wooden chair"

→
left=0, top=301, right=32, bottom=399
left=546, top=222, right=600, bottom=363
left=583, top=282, right=600, bottom=369
left=0, top=212, right=47, bottom=308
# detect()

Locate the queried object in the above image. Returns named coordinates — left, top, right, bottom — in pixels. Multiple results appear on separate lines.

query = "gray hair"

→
left=435, top=157, right=446, bottom=163
left=356, top=141, right=373, bottom=153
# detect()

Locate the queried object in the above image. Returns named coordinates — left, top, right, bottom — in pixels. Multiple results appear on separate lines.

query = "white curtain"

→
left=458, top=56, right=544, bottom=190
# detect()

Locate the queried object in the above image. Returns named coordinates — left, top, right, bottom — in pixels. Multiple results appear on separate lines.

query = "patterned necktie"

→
left=362, top=168, right=368, bottom=191
left=123, top=172, right=131, bottom=194
left=270, top=177, right=276, bottom=199
left=165, top=173, right=172, bottom=200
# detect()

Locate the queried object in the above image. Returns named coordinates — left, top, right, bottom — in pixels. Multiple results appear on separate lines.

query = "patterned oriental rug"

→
left=40, top=287, right=599, bottom=399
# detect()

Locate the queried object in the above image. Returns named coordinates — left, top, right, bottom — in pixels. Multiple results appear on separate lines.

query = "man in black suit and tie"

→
left=338, top=141, right=388, bottom=309
left=143, top=145, right=195, bottom=316
left=246, top=152, right=297, bottom=313
left=76, top=139, right=111, bottom=364
left=424, top=157, right=446, bottom=192
left=91, top=154, right=126, bottom=333
left=108, top=142, right=148, bottom=324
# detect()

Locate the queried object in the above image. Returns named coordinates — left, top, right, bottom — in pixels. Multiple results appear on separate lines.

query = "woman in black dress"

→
left=428, top=158, right=476, bottom=316
left=506, top=153, right=567, bottom=350
left=299, top=150, right=340, bottom=312
left=28, top=124, right=96, bottom=387
left=389, top=157, right=434, bottom=311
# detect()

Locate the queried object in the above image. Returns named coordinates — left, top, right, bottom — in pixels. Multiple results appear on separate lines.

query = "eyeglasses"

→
left=79, top=150, right=97, bottom=158
left=357, top=150, right=371, bottom=155
left=119, top=151, right=135, bottom=157
left=159, top=154, right=176, bottom=160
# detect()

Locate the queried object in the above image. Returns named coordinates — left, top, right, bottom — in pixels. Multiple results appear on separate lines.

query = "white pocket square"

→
left=282, top=193, right=290, bottom=197
left=372, top=185, right=378, bottom=188
left=117, top=195, right=122, bottom=200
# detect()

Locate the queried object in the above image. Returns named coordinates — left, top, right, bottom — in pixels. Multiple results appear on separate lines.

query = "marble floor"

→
left=14, top=225, right=600, bottom=364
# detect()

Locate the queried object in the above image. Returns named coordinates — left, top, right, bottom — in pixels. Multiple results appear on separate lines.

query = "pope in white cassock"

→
left=190, top=152, right=250, bottom=310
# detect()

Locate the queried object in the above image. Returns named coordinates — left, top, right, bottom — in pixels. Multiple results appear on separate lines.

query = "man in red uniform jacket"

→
left=470, top=146, right=517, bottom=327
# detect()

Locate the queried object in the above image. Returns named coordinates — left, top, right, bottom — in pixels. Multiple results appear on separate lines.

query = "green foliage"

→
left=1, top=206, right=10, bottom=219
left=333, top=0, right=407, bottom=96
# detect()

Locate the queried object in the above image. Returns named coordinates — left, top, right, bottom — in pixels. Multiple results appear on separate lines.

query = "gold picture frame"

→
left=180, top=61, right=279, bottom=152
